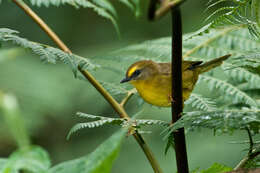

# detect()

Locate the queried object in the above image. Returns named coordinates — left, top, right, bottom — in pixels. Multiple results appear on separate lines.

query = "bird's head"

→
left=120, top=60, right=158, bottom=83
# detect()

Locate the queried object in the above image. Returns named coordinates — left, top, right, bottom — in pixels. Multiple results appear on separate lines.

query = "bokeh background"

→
left=0, top=1, right=250, bottom=172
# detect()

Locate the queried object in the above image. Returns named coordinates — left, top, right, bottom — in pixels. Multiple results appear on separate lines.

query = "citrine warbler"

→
left=120, top=54, right=231, bottom=107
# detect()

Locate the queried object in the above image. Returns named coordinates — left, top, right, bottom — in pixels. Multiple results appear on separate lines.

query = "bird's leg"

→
left=168, top=94, right=175, bottom=104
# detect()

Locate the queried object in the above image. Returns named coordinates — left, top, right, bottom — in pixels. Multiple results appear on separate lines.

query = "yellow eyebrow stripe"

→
left=127, top=66, right=138, bottom=77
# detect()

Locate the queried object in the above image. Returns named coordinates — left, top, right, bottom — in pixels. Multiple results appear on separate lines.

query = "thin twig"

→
left=234, top=128, right=260, bottom=170
left=246, top=127, right=253, bottom=155
left=120, top=89, right=136, bottom=107
left=148, top=0, right=186, bottom=20
left=234, top=150, right=260, bottom=170
left=171, top=7, right=189, bottom=173
left=13, top=1, right=163, bottom=173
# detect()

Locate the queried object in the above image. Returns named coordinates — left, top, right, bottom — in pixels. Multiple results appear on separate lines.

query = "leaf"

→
left=168, top=109, right=260, bottom=135
left=164, top=133, right=175, bottom=155
left=118, top=0, right=142, bottom=17
left=67, top=112, right=125, bottom=139
left=0, top=28, right=97, bottom=76
left=135, top=119, right=169, bottom=127
left=252, top=0, right=260, bottom=28
left=49, top=129, right=126, bottom=173
left=26, top=0, right=119, bottom=34
left=192, top=163, right=232, bottom=173
left=223, top=63, right=260, bottom=89
left=67, top=112, right=168, bottom=139
left=1, top=146, right=51, bottom=173
left=203, top=0, right=260, bottom=38
left=0, top=159, right=7, bottom=171
left=185, top=94, right=217, bottom=111
left=199, top=75, right=258, bottom=108
left=0, top=93, right=30, bottom=148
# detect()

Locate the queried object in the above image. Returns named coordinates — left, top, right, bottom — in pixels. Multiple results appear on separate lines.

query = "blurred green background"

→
left=0, top=0, right=251, bottom=172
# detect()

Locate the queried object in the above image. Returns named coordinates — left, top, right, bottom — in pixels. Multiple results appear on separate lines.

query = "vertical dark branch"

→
left=171, top=7, right=189, bottom=173
left=148, top=0, right=157, bottom=20
left=246, top=127, right=253, bottom=155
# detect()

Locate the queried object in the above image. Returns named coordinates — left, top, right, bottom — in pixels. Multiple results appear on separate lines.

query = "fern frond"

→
left=0, top=28, right=97, bottom=74
left=166, top=109, right=260, bottom=135
left=68, top=112, right=168, bottom=138
left=233, top=52, right=260, bottom=68
left=135, top=119, right=168, bottom=127
left=67, top=114, right=125, bottom=139
left=118, top=0, right=142, bottom=17
left=185, top=93, right=217, bottom=111
left=252, top=0, right=260, bottom=27
left=223, top=63, right=260, bottom=89
left=199, top=75, right=258, bottom=108
left=77, top=112, right=104, bottom=119
left=204, top=0, right=260, bottom=38
left=26, top=0, right=119, bottom=34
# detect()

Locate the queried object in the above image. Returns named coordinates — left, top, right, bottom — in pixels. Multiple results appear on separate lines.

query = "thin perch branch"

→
left=234, top=150, right=260, bottom=170
left=148, top=0, right=186, bottom=20
left=246, top=127, right=253, bottom=155
left=120, top=89, right=136, bottom=107
left=13, top=1, right=163, bottom=173
left=234, top=128, right=260, bottom=170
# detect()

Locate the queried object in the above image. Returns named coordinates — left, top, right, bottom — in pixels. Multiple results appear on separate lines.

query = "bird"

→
left=120, top=54, right=231, bottom=107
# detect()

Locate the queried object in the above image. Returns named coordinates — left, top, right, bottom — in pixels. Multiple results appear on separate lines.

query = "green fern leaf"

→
left=26, top=0, right=119, bottom=34
left=205, top=0, right=260, bottom=38
left=135, top=119, right=168, bottom=127
left=233, top=52, right=260, bottom=69
left=118, top=0, right=142, bottom=17
left=0, top=28, right=97, bottom=76
left=67, top=112, right=125, bottom=139
left=199, top=75, right=258, bottom=107
left=185, top=93, right=217, bottom=111
left=1, top=146, right=51, bottom=173
left=67, top=120, right=124, bottom=139
left=252, top=0, right=260, bottom=28
left=51, top=130, right=126, bottom=173
left=166, top=109, right=260, bottom=135
left=223, top=63, right=260, bottom=89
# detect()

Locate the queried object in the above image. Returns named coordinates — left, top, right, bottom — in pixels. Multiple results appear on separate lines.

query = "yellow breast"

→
left=130, top=75, right=172, bottom=107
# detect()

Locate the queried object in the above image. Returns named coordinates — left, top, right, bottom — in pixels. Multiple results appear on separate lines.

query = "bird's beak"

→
left=120, top=77, right=131, bottom=83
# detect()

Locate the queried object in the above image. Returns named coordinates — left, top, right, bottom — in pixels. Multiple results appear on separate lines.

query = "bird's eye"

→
left=133, top=69, right=141, bottom=77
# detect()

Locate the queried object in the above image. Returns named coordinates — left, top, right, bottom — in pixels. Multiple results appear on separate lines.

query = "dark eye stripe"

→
left=132, top=69, right=141, bottom=77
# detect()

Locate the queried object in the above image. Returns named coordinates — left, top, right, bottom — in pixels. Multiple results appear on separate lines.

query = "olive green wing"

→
left=158, top=61, right=203, bottom=74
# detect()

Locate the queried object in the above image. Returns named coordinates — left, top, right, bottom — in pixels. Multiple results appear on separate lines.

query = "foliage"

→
left=186, top=94, right=217, bottom=111
left=67, top=112, right=168, bottom=139
left=95, top=26, right=260, bottom=112
left=50, top=130, right=126, bottom=173
left=1, top=25, right=260, bottom=136
left=165, top=109, right=260, bottom=135
left=0, top=93, right=30, bottom=149
left=189, top=0, right=260, bottom=39
left=192, top=163, right=232, bottom=173
left=0, top=28, right=97, bottom=75
left=0, top=146, right=51, bottom=173
left=0, top=90, right=126, bottom=173
left=5, top=0, right=143, bottom=34
left=1, top=0, right=260, bottom=172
